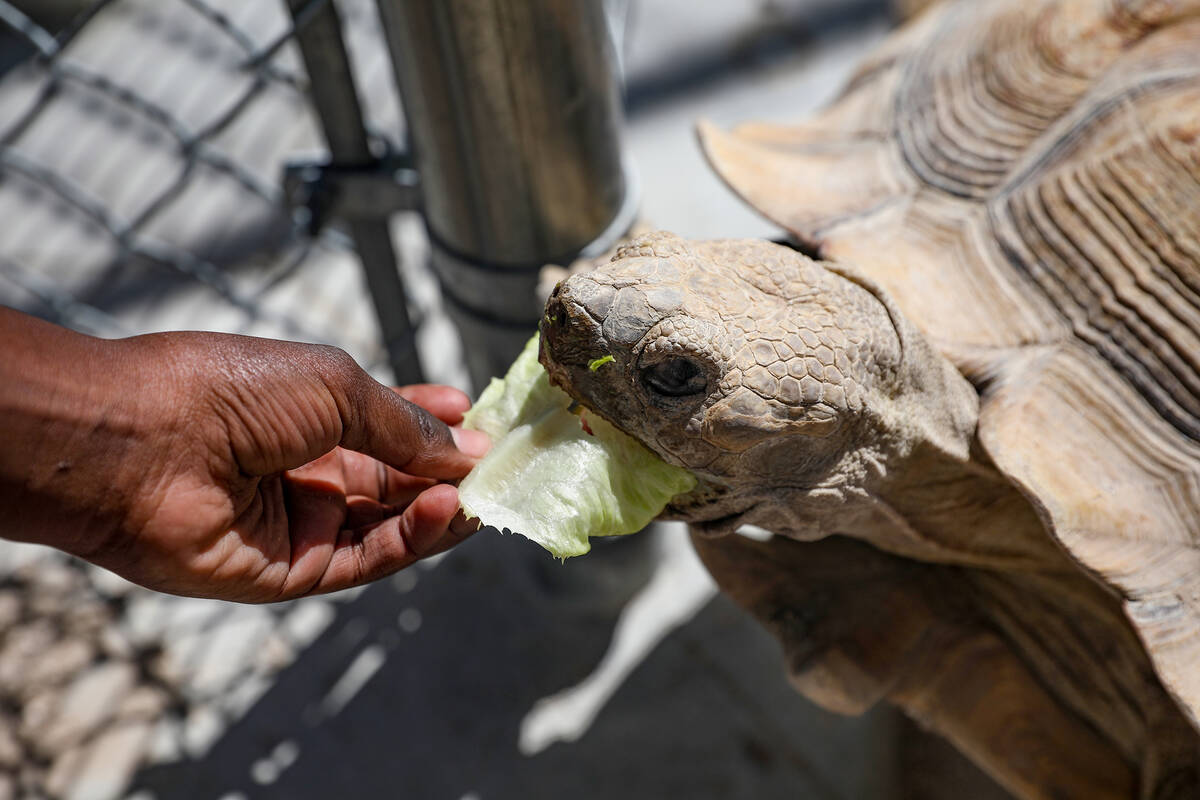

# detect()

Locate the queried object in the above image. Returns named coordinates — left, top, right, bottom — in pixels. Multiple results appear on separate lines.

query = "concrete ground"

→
left=0, top=1, right=1010, bottom=798
left=129, top=528, right=898, bottom=800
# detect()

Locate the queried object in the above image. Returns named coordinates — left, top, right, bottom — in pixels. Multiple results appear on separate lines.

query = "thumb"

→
left=321, top=354, right=483, bottom=479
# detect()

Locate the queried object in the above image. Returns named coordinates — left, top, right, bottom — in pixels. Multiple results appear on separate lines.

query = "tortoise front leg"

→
left=692, top=531, right=1136, bottom=800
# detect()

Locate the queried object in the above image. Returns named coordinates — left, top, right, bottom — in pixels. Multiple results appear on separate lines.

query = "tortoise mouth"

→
left=691, top=510, right=754, bottom=538
left=663, top=482, right=757, bottom=538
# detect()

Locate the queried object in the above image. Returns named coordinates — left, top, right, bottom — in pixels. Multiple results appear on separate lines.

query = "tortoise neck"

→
left=854, top=432, right=1068, bottom=572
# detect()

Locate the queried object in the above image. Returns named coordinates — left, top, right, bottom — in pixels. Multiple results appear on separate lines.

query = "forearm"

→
left=0, top=308, right=145, bottom=555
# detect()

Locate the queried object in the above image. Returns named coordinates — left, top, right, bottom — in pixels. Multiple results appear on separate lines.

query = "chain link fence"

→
left=0, top=1, right=464, bottom=797
left=0, top=0, right=453, bottom=378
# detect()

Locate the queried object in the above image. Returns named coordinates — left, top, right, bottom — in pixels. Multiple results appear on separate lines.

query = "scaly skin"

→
left=540, top=231, right=1200, bottom=800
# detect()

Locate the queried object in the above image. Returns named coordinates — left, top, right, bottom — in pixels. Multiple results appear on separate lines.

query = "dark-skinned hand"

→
left=0, top=308, right=489, bottom=602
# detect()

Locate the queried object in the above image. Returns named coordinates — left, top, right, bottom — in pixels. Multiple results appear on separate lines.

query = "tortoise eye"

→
left=641, top=357, right=707, bottom=398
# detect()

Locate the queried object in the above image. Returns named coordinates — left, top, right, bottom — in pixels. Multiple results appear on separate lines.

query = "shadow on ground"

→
left=130, top=530, right=895, bottom=800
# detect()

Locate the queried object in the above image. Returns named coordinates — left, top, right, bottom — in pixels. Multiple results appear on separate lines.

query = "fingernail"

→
left=451, top=427, right=491, bottom=458
left=451, top=512, right=482, bottom=538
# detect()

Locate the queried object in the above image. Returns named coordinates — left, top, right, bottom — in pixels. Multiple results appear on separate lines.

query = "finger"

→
left=451, top=509, right=483, bottom=539
left=393, top=386, right=491, bottom=464
left=285, top=449, right=346, bottom=489
left=342, top=497, right=481, bottom=551
left=320, top=357, right=483, bottom=479
left=307, top=484, right=463, bottom=594
left=279, top=471, right=350, bottom=598
left=393, top=385, right=471, bottom=425
left=452, top=427, right=491, bottom=459
left=423, top=510, right=482, bottom=557
left=336, top=448, right=436, bottom=504
left=343, top=497, right=397, bottom=530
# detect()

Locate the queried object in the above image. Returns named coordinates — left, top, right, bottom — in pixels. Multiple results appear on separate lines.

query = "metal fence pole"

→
left=287, top=0, right=423, bottom=385
left=374, top=0, right=634, bottom=390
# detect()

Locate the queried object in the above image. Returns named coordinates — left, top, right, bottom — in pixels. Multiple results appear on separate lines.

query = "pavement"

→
left=127, top=527, right=896, bottom=800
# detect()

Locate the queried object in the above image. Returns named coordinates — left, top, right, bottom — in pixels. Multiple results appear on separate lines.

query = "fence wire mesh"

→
left=0, top=0, right=437, bottom=370
left=0, top=1, right=461, bottom=797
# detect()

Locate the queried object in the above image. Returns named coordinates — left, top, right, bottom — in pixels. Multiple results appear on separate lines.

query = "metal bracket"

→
left=283, top=155, right=420, bottom=235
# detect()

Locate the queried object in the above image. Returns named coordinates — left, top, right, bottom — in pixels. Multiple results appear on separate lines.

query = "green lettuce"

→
left=459, top=335, right=697, bottom=558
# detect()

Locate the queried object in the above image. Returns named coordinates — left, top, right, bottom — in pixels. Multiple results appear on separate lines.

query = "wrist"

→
left=0, top=309, right=140, bottom=556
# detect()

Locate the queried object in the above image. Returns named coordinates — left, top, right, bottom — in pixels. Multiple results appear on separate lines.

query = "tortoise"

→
left=536, top=0, right=1200, bottom=797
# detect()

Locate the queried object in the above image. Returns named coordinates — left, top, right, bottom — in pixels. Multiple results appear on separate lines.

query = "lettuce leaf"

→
left=459, top=335, right=697, bottom=558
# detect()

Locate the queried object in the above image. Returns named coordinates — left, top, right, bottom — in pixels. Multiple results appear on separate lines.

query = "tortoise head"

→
left=539, top=231, right=978, bottom=538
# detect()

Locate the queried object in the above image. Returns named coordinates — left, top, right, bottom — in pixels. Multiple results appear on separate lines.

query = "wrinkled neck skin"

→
left=760, top=435, right=1067, bottom=574
left=762, top=426, right=1070, bottom=575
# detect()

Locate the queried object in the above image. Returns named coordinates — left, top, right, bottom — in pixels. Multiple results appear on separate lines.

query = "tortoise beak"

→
left=540, top=277, right=611, bottom=373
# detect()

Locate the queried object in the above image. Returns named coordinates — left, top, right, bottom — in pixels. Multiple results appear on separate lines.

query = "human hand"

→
left=0, top=310, right=489, bottom=602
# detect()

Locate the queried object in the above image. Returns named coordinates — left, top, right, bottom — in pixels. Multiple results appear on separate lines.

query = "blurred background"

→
left=0, top=1, right=1009, bottom=798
